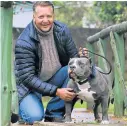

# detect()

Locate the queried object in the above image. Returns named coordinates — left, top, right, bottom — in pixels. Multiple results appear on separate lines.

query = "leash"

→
left=81, top=50, right=112, bottom=75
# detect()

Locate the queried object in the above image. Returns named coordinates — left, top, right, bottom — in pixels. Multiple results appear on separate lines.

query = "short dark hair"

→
left=33, top=1, right=54, bottom=13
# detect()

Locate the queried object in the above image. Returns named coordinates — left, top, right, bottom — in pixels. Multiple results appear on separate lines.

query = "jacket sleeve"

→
left=15, top=40, right=57, bottom=97
left=63, top=26, right=79, bottom=58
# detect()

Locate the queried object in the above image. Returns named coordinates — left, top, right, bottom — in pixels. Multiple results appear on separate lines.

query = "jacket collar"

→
left=29, top=21, right=39, bottom=42
left=29, top=20, right=60, bottom=42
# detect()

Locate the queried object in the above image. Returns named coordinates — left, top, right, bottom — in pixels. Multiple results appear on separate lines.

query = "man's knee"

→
left=61, top=66, right=68, bottom=78
left=20, top=109, right=44, bottom=123
left=19, top=93, right=44, bottom=123
left=62, top=66, right=68, bottom=72
left=30, top=110, right=44, bottom=122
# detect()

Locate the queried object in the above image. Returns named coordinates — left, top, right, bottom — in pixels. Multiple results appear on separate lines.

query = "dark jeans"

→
left=19, top=66, right=69, bottom=124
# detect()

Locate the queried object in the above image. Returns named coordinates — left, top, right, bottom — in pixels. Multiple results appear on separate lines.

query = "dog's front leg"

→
left=101, top=97, right=109, bottom=124
left=65, top=101, right=73, bottom=122
left=65, top=79, right=79, bottom=122
left=93, top=100, right=101, bottom=122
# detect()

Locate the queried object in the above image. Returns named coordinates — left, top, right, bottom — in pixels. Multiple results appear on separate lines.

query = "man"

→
left=15, top=1, right=78, bottom=124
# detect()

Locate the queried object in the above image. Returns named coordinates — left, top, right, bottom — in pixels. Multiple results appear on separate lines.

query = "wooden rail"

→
left=86, top=21, right=127, bottom=117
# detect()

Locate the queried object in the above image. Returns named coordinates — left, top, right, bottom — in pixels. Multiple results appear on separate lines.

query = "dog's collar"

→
left=78, top=65, right=96, bottom=85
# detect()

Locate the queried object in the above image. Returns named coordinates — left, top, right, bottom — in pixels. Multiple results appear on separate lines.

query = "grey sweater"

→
left=34, top=23, right=61, bottom=81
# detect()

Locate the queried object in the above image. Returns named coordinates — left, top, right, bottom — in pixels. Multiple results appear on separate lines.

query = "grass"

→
left=42, top=97, right=87, bottom=109
left=74, top=100, right=87, bottom=108
left=74, top=101, right=115, bottom=114
left=42, top=97, right=114, bottom=113
left=42, top=97, right=127, bottom=115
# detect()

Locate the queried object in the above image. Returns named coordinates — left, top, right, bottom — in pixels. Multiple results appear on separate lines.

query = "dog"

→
left=65, top=57, right=110, bottom=124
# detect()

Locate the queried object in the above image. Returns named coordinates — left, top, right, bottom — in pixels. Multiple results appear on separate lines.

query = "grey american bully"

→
left=65, top=57, right=110, bottom=124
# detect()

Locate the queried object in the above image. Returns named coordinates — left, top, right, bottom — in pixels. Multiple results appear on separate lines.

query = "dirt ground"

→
left=12, top=108, right=127, bottom=126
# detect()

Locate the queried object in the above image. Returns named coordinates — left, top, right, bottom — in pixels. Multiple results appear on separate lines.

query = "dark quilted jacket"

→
left=15, top=20, right=78, bottom=102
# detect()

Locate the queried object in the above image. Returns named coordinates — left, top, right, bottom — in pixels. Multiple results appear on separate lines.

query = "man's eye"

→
left=47, top=15, right=52, bottom=18
left=38, top=16, right=44, bottom=19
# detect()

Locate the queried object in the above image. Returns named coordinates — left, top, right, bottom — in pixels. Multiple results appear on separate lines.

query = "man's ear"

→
left=33, top=14, right=35, bottom=22
left=53, top=13, right=55, bottom=19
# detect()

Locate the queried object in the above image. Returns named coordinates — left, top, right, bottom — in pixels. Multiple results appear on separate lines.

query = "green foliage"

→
left=13, top=1, right=127, bottom=28
left=52, top=1, right=127, bottom=28
left=53, top=1, right=88, bottom=27
left=94, top=1, right=127, bottom=25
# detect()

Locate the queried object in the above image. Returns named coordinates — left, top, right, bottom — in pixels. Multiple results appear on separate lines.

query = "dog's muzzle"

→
left=68, top=69, right=77, bottom=81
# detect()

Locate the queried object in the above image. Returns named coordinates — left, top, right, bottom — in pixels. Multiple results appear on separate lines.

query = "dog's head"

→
left=68, top=57, right=92, bottom=81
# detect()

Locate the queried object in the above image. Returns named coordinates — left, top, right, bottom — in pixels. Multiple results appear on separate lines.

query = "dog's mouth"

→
left=69, top=69, right=76, bottom=79
left=68, top=69, right=87, bottom=81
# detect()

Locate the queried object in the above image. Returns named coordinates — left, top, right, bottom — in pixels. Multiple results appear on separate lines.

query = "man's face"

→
left=33, top=5, right=54, bottom=32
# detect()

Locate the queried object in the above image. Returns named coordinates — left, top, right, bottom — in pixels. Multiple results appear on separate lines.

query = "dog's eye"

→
left=68, top=61, right=73, bottom=66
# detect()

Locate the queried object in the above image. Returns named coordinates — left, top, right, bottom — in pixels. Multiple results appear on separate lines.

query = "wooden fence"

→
left=87, top=21, right=127, bottom=116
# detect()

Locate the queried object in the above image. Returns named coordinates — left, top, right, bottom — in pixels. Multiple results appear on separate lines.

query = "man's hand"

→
left=79, top=47, right=89, bottom=57
left=56, top=88, right=76, bottom=101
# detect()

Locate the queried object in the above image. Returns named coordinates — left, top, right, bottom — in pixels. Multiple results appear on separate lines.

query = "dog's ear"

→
left=68, top=58, right=72, bottom=64
left=69, top=58, right=72, bottom=61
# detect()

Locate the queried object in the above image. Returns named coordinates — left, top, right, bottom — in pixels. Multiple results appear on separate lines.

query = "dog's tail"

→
left=108, top=79, right=127, bottom=109
left=108, top=78, right=115, bottom=106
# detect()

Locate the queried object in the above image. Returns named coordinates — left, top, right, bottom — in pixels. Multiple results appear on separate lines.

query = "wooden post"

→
left=0, top=2, right=13, bottom=126
left=97, top=38, right=108, bottom=71
left=110, top=31, right=125, bottom=116
left=86, top=43, right=95, bottom=110
left=113, top=32, right=127, bottom=111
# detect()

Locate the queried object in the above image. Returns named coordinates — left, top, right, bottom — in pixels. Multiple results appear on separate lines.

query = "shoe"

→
left=11, top=113, right=19, bottom=123
left=44, top=117, right=64, bottom=122
left=18, top=118, right=25, bottom=124
left=18, top=118, right=32, bottom=125
left=18, top=118, right=26, bottom=124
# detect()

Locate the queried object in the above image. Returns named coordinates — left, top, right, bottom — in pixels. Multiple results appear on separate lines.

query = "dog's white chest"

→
left=77, top=88, right=96, bottom=103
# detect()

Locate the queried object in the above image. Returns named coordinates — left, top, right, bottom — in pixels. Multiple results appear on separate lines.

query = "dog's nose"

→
left=70, top=65, right=76, bottom=70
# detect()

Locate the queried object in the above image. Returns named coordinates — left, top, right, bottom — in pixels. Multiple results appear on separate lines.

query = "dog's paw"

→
left=95, top=118, right=101, bottom=123
left=101, top=120, right=109, bottom=124
left=64, top=117, right=72, bottom=123
left=65, top=121, right=73, bottom=123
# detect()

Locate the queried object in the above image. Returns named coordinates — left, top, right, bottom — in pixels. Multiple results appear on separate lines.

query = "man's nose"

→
left=42, top=17, right=48, bottom=22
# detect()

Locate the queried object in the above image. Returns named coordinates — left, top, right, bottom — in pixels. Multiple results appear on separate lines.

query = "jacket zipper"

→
left=38, top=42, right=42, bottom=75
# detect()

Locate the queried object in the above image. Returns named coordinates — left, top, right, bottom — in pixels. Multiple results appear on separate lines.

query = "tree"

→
left=53, top=1, right=89, bottom=27
left=13, top=1, right=127, bottom=28
left=93, top=1, right=127, bottom=27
